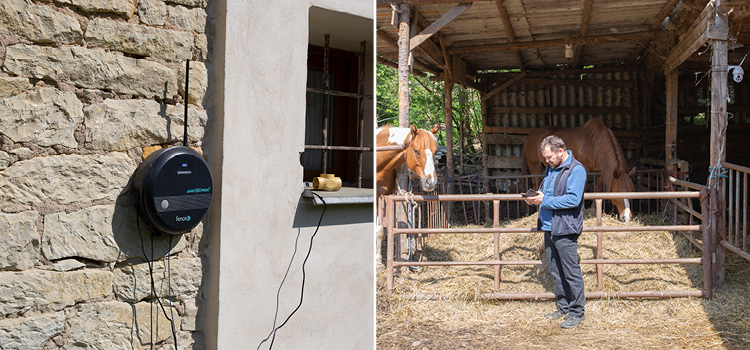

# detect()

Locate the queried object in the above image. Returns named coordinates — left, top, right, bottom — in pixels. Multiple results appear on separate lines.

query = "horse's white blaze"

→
left=622, top=199, right=631, bottom=222
left=424, top=149, right=435, bottom=178
left=387, top=127, right=411, bottom=145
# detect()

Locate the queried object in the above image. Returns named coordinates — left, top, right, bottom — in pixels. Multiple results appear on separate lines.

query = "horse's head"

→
left=609, top=166, right=636, bottom=222
left=405, top=125, right=438, bottom=192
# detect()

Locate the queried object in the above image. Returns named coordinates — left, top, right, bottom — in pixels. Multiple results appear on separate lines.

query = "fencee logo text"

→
left=176, top=215, right=191, bottom=222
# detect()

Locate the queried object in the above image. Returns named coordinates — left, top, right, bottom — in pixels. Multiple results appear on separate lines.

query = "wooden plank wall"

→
left=481, top=68, right=644, bottom=176
left=647, top=71, right=750, bottom=184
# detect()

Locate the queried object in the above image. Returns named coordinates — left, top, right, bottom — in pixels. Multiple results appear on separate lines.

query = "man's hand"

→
left=524, top=191, right=543, bottom=205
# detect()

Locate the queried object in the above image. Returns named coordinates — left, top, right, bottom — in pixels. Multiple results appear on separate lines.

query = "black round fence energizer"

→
left=134, top=58, right=212, bottom=235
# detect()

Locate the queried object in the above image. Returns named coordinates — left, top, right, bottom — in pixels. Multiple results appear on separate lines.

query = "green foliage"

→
left=376, top=64, right=485, bottom=169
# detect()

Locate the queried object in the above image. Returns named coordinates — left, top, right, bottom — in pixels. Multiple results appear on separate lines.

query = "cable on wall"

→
left=257, top=192, right=327, bottom=350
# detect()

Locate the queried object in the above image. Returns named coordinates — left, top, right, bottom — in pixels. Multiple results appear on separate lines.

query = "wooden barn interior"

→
left=376, top=0, right=750, bottom=187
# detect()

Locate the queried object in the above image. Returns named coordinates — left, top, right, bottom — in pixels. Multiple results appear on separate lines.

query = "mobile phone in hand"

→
left=521, top=189, right=539, bottom=197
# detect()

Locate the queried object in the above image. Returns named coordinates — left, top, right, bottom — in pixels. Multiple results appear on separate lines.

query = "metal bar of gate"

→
left=385, top=190, right=711, bottom=298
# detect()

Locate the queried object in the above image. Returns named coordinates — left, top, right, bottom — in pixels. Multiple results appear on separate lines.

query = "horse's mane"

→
left=582, top=118, right=627, bottom=188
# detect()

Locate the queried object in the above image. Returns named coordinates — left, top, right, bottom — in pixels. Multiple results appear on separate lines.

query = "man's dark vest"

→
left=536, top=154, right=586, bottom=236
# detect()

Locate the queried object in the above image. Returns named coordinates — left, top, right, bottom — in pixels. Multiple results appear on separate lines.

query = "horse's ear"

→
left=627, top=166, right=637, bottom=177
left=410, top=124, right=418, bottom=137
left=430, top=125, right=439, bottom=134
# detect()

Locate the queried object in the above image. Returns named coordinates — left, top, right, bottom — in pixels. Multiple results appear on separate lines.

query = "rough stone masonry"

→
left=0, top=0, right=210, bottom=348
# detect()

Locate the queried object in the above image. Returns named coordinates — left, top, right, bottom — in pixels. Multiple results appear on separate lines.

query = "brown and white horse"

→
left=521, top=118, right=636, bottom=222
left=376, top=124, right=439, bottom=197
left=375, top=124, right=439, bottom=264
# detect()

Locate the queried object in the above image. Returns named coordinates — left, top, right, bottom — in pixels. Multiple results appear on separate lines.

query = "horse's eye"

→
left=414, top=149, right=420, bottom=156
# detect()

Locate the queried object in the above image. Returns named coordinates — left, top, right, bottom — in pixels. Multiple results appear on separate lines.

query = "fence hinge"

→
left=712, top=253, right=716, bottom=263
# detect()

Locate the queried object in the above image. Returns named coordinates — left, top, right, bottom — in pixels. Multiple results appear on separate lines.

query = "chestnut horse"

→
left=376, top=124, right=439, bottom=197
left=521, top=118, right=636, bottom=222
left=375, top=124, right=438, bottom=265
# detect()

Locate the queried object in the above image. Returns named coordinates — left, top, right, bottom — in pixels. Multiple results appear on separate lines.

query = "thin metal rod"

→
left=386, top=198, right=394, bottom=292
left=493, top=199, right=500, bottom=291
left=387, top=191, right=702, bottom=202
left=305, top=87, right=372, bottom=99
left=744, top=173, right=747, bottom=252
left=701, top=189, right=712, bottom=298
left=321, top=34, right=330, bottom=174
left=393, top=225, right=701, bottom=234
left=480, top=290, right=706, bottom=300
left=356, top=40, right=366, bottom=188
left=183, top=58, right=189, bottom=146
left=304, top=145, right=372, bottom=151
left=392, top=258, right=702, bottom=267
left=376, top=145, right=406, bottom=151
left=720, top=240, right=750, bottom=262
left=596, top=199, right=603, bottom=291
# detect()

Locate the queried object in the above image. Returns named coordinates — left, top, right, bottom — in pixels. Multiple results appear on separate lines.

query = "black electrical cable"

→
left=257, top=192, right=327, bottom=350
left=136, top=200, right=178, bottom=350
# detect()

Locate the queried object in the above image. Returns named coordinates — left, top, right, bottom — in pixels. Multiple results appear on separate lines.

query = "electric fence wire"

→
left=257, top=192, right=327, bottom=350
left=136, top=204, right=178, bottom=350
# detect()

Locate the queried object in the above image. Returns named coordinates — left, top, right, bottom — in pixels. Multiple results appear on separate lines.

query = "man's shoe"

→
left=560, top=315, right=585, bottom=329
left=544, top=310, right=567, bottom=320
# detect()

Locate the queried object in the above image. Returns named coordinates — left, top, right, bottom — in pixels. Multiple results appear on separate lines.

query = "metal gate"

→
left=382, top=190, right=718, bottom=300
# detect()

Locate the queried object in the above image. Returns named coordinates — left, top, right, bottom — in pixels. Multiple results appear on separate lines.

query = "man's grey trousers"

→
left=544, top=231, right=585, bottom=317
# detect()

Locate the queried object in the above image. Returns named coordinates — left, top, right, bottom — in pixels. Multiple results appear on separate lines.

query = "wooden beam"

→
left=377, top=29, right=398, bottom=49
left=377, top=0, right=477, bottom=7
left=495, top=0, right=525, bottom=70
left=710, top=4, right=729, bottom=288
left=572, top=0, right=594, bottom=67
left=451, top=31, right=657, bottom=54
left=444, top=73, right=455, bottom=177
left=486, top=156, right=523, bottom=169
left=487, top=106, right=632, bottom=115
left=410, top=3, right=472, bottom=51
left=397, top=4, right=411, bottom=127
left=478, top=65, right=641, bottom=79
left=483, top=126, right=641, bottom=138
left=412, top=10, right=446, bottom=69
left=629, top=0, right=681, bottom=61
left=512, top=77, right=636, bottom=88
left=665, top=69, right=678, bottom=175
left=378, top=56, right=427, bottom=77
left=664, top=1, right=716, bottom=72
left=481, top=71, right=526, bottom=102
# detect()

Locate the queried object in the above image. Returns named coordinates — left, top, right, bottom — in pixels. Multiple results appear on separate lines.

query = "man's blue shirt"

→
left=538, top=150, right=586, bottom=231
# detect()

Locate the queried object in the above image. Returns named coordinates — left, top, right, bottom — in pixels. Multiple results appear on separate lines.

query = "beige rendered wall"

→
left=205, top=0, right=374, bottom=349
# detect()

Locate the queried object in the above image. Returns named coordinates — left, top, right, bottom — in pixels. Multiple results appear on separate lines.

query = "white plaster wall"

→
left=207, top=0, right=374, bottom=348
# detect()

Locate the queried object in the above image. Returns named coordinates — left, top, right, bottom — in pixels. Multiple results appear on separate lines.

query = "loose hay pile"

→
left=377, top=210, right=750, bottom=349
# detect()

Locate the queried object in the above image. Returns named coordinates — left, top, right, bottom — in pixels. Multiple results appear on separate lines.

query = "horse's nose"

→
left=422, top=176, right=437, bottom=192
left=621, top=208, right=631, bottom=222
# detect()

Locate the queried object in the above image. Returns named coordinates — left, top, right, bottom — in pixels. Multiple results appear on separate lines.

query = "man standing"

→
left=524, top=135, right=587, bottom=329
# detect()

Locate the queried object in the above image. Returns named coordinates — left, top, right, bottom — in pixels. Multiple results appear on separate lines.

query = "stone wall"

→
left=0, top=0, right=210, bottom=348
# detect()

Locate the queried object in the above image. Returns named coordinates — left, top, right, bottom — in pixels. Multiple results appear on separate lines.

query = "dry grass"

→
left=377, top=210, right=750, bottom=349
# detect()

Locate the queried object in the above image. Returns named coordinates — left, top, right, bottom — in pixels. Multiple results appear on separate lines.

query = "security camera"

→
left=729, top=65, right=744, bottom=83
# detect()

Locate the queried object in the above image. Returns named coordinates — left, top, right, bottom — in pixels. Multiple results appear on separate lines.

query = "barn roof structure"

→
left=377, top=0, right=750, bottom=175
left=377, top=0, right=750, bottom=78
left=377, top=0, right=750, bottom=274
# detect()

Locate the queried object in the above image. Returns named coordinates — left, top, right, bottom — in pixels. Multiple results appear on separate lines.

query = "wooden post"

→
left=596, top=199, right=603, bottom=291
left=481, top=98, right=491, bottom=221
left=665, top=68, right=678, bottom=176
left=397, top=4, right=411, bottom=127
left=444, top=72, right=454, bottom=177
left=710, top=6, right=729, bottom=286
